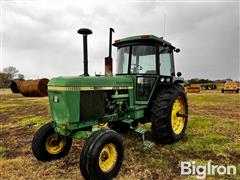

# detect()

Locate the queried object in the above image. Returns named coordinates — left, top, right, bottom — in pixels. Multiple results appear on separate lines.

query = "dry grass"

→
left=0, top=90, right=239, bottom=179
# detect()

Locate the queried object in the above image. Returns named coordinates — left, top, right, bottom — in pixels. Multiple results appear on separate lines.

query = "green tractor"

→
left=32, top=28, right=188, bottom=179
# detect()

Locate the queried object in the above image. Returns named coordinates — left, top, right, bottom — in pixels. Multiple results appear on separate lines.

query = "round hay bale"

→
left=19, top=78, right=49, bottom=97
left=10, top=80, right=22, bottom=93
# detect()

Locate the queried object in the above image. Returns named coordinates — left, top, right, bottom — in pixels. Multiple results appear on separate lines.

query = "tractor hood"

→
left=48, top=75, right=133, bottom=90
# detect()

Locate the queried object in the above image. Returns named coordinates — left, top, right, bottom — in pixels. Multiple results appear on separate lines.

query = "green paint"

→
left=48, top=75, right=133, bottom=87
left=70, top=130, right=92, bottom=140
left=113, top=35, right=174, bottom=48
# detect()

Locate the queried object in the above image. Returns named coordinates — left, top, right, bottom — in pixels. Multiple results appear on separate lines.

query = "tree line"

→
left=187, top=78, right=233, bottom=84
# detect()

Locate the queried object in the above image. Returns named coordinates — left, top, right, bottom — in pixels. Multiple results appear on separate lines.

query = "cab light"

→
left=160, top=77, right=165, bottom=82
left=141, top=35, right=150, bottom=39
left=166, top=78, right=171, bottom=83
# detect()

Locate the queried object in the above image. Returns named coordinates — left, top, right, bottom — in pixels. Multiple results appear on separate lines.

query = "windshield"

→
left=116, top=45, right=157, bottom=74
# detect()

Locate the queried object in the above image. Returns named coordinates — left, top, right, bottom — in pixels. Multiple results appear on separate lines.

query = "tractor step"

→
left=122, top=119, right=134, bottom=124
left=134, top=127, right=147, bottom=134
left=144, top=140, right=155, bottom=149
left=134, top=127, right=155, bottom=149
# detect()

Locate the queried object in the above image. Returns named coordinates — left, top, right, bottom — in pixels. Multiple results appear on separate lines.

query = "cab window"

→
left=131, top=45, right=157, bottom=74
left=159, top=52, right=173, bottom=76
left=116, top=46, right=130, bottom=74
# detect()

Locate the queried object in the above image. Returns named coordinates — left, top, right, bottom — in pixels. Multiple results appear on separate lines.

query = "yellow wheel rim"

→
left=171, top=96, right=186, bottom=135
left=99, top=143, right=118, bottom=173
left=45, top=133, right=66, bottom=154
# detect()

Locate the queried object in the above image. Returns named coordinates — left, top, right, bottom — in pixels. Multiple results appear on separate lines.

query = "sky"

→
left=1, top=0, right=239, bottom=80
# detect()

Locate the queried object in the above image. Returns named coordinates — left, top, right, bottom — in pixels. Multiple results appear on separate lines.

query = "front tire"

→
left=150, top=85, right=188, bottom=144
left=80, top=129, right=124, bottom=180
left=32, top=122, right=72, bottom=161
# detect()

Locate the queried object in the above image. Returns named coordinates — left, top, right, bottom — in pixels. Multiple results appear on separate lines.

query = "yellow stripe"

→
left=48, top=86, right=133, bottom=91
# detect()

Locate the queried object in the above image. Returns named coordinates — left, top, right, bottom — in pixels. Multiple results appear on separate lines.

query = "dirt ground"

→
left=0, top=90, right=239, bottom=179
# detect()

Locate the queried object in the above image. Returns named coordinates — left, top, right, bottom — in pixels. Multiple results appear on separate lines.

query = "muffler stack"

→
left=77, top=28, right=92, bottom=76
left=105, top=28, right=114, bottom=76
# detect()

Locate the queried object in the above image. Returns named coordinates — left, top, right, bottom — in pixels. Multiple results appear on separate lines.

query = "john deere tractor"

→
left=32, top=28, right=188, bottom=179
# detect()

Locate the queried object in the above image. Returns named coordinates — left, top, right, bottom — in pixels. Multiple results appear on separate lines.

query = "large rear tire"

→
left=32, top=122, right=72, bottom=161
left=80, top=129, right=124, bottom=180
left=150, top=85, right=188, bottom=144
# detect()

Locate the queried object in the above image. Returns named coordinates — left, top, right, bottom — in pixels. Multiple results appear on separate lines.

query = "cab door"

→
left=129, top=45, right=159, bottom=104
left=135, top=75, right=158, bottom=103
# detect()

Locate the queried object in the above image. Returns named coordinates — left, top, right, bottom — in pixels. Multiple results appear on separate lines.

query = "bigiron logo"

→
left=180, top=161, right=237, bottom=179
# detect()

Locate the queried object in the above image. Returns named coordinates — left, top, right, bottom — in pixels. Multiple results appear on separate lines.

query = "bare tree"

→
left=18, top=73, right=25, bottom=80
left=2, top=66, right=19, bottom=79
left=0, top=66, right=23, bottom=88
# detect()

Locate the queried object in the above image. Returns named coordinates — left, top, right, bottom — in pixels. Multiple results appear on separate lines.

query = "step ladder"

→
left=134, top=127, right=155, bottom=149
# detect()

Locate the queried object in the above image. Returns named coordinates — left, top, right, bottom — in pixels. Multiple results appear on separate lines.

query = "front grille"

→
left=80, top=91, right=105, bottom=121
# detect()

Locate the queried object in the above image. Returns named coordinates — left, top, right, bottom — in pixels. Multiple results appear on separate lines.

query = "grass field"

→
left=0, top=90, right=239, bottom=179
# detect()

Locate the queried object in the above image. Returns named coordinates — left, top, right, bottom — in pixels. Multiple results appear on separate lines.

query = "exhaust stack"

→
left=77, top=28, right=92, bottom=76
left=105, top=28, right=115, bottom=76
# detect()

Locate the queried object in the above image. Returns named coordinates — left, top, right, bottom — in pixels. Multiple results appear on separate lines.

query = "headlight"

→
left=166, top=78, right=171, bottom=83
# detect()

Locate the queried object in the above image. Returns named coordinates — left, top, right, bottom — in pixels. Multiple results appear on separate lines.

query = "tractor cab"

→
left=113, top=35, right=182, bottom=102
left=114, top=35, right=176, bottom=76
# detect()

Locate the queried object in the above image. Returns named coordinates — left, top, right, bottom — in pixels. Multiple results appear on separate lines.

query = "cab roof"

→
left=113, top=35, right=175, bottom=49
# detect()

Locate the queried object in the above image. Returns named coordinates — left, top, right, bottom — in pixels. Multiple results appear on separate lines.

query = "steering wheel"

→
left=131, top=64, right=143, bottom=73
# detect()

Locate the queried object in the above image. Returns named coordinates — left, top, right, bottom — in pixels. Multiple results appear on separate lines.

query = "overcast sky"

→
left=1, top=0, right=239, bottom=80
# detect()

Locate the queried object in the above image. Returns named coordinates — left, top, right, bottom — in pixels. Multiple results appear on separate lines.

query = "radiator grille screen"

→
left=80, top=91, right=105, bottom=121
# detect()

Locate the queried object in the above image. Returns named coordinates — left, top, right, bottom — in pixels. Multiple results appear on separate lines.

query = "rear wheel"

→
left=150, top=85, right=188, bottom=144
left=201, top=85, right=206, bottom=90
left=32, top=122, right=72, bottom=161
left=80, top=129, right=124, bottom=180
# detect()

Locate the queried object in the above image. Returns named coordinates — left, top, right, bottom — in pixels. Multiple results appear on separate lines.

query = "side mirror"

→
left=175, top=48, right=180, bottom=53
left=177, top=72, right=182, bottom=77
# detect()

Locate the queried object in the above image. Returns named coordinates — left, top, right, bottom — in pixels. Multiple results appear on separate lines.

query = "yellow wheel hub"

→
left=99, top=143, right=118, bottom=173
left=171, top=96, right=186, bottom=135
left=45, top=133, right=66, bottom=154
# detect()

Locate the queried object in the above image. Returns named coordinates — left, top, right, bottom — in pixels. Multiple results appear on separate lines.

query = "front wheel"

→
left=32, top=122, right=72, bottom=161
left=80, top=129, right=124, bottom=180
